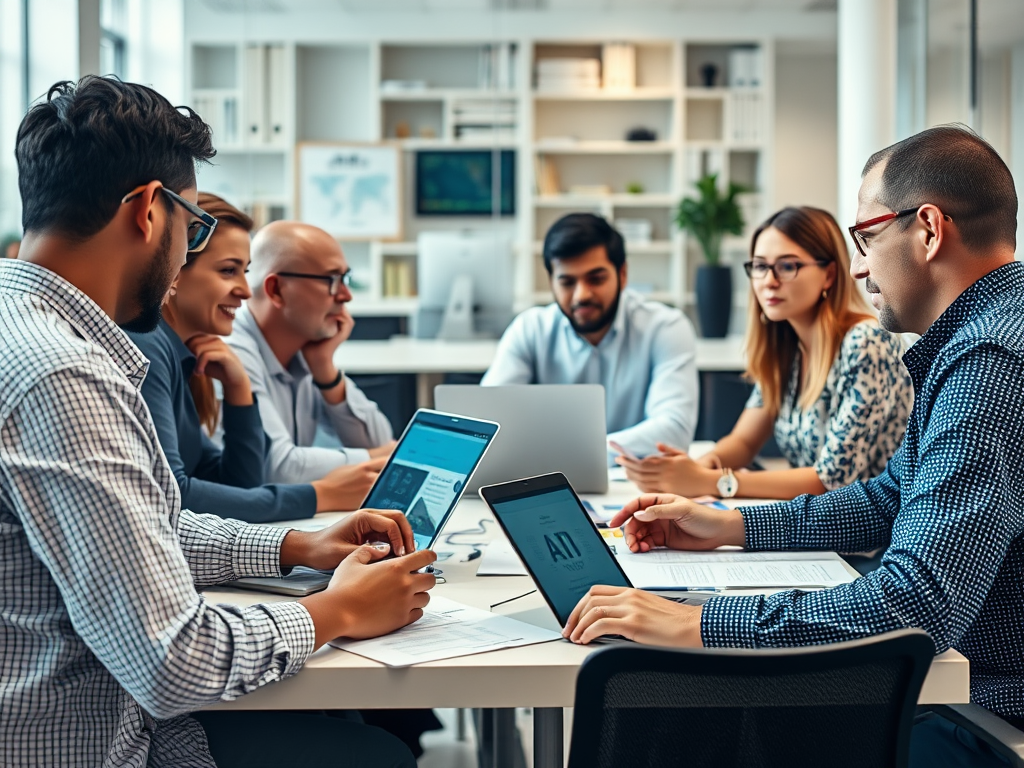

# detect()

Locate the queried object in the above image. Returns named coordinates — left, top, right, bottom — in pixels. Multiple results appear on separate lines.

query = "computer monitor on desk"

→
left=413, top=230, right=513, bottom=340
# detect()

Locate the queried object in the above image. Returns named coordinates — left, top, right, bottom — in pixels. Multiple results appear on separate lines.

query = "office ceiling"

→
left=198, top=0, right=1024, bottom=50
left=200, top=0, right=835, bottom=12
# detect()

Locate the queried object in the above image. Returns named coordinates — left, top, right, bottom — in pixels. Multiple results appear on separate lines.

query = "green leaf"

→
left=674, top=173, right=748, bottom=265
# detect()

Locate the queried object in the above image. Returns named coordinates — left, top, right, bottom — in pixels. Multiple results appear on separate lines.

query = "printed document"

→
left=328, top=596, right=561, bottom=667
left=615, top=549, right=855, bottom=589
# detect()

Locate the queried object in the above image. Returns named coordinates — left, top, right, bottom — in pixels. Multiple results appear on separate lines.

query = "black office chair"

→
left=567, top=629, right=935, bottom=768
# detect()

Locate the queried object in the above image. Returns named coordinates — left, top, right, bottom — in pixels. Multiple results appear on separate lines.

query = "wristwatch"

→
left=716, top=468, right=739, bottom=498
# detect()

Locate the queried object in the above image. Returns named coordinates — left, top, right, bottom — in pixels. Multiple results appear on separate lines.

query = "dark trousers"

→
left=910, top=713, right=1014, bottom=768
left=193, top=710, right=416, bottom=768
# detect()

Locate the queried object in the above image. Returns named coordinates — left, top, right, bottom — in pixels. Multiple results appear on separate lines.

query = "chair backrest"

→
left=567, top=630, right=935, bottom=768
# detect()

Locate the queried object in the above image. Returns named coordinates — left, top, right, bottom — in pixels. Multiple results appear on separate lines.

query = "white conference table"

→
left=335, top=336, right=748, bottom=407
left=205, top=480, right=971, bottom=768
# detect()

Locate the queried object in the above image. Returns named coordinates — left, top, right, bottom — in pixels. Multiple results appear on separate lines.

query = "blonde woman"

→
left=619, top=206, right=912, bottom=500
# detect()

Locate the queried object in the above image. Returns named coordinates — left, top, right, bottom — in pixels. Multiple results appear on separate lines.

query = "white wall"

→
left=183, top=4, right=837, bottom=45
left=0, top=0, right=24, bottom=235
left=773, top=41, right=839, bottom=218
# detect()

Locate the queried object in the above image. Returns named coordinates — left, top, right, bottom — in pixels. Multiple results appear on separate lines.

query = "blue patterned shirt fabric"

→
left=0, top=261, right=315, bottom=767
left=701, top=261, right=1024, bottom=721
left=747, top=320, right=913, bottom=489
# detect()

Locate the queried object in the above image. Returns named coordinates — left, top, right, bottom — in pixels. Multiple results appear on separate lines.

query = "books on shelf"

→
left=383, top=259, right=415, bottom=298
left=479, top=43, right=518, bottom=91
left=452, top=100, right=517, bottom=125
left=730, top=91, right=763, bottom=143
left=535, top=58, right=601, bottom=92
left=728, top=47, right=764, bottom=88
left=456, top=126, right=517, bottom=143
left=602, top=43, right=636, bottom=91
left=534, top=155, right=562, bottom=195
left=614, top=218, right=653, bottom=245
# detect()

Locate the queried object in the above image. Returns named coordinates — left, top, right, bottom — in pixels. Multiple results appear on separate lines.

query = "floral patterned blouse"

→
left=746, top=321, right=913, bottom=490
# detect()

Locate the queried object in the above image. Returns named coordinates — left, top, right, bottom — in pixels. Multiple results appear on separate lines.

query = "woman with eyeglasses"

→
left=619, top=206, right=912, bottom=500
left=128, top=193, right=381, bottom=522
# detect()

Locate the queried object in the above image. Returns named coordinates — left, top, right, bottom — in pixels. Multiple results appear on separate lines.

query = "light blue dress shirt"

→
left=481, top=289, right=699, bottom=459
left=225, top=306, right=394, bottom=484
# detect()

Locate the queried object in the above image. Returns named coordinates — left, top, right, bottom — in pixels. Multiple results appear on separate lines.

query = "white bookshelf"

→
left=188, top=36, right=774, bottom=315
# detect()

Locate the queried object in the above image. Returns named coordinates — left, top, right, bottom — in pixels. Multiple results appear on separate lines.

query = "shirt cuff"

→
left=342, top=447, right=371, bottom=464
left=258, top=600, right=317, bottom=677
left=220, top=400, right=262, bottom=433
left=231, top=524, right=291, bottom=578
left=740, top=501, right=796, bottom=550
left=700, top=595, right=763, bottom=648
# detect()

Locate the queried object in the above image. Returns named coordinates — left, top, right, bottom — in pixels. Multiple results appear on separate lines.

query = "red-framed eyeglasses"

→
left=848, top=207, right=921, bottom=258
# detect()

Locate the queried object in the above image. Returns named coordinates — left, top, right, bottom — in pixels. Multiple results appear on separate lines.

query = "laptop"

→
left=228, top=409, right=499, bottom=596
left=478, top=472, right=683, bottom=629
left=433, top=384, right=608, bottom=494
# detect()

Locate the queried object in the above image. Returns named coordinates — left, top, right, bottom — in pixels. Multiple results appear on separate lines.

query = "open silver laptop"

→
left=433, top=384, right=608, bottom=494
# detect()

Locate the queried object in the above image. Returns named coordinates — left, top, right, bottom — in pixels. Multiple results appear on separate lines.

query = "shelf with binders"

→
left=683, top=43, right=765, bottom=90
left=380, top=42, right=518, bottom=93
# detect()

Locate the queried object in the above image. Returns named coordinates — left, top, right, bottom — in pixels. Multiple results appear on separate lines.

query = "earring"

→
left=759, top=311, right=768, bottom=325
left=821, top=289, right=828, bottom=301
left=169, top=287, right=177, bottom=297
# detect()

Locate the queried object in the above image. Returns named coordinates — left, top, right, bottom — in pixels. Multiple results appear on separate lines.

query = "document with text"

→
left=328, top=596, right=561, bottom=667
left=615, top=549, right=856, bottom=589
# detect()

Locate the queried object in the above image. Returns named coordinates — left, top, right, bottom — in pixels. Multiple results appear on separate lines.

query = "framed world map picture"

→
left=296, top=143, right=402, bottom=240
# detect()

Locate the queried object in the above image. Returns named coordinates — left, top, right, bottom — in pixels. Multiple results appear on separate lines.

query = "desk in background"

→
left=204, top=486, right=970, bottom=768
left=337, top=335, right=751, bottom=442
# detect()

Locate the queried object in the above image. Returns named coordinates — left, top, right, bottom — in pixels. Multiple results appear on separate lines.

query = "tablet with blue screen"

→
left=363, top=409, right=499, bottom=551
left=227, top=409, right=497, bottom=596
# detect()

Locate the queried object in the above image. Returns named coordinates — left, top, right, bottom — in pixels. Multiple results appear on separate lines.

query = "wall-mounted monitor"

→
left=415, top=149, right=515, bottom=217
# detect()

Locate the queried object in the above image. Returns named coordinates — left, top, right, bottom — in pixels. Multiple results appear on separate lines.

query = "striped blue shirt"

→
left=702, top=261, right=1024, bottom=721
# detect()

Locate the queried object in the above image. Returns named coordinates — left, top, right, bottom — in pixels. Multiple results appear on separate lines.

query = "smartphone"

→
left=607, top=439, right=639, bottom=461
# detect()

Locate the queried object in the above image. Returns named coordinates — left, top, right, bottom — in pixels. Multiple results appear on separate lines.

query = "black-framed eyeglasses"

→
left=743, top=259, right=831, bottom=282
left=848, top=207, right=921, bottom=258
left=122, top=186, right=218, bottom=253
left=275, top=270, right=353, bottom=295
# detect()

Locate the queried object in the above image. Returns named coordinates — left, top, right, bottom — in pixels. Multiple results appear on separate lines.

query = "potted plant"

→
left=674, top=173, right=746, bottom=338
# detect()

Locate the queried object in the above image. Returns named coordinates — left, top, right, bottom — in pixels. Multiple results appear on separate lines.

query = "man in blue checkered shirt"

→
left=1, top=77, right=437, bottom=767
left=566, top=126, right=1023, bottom=767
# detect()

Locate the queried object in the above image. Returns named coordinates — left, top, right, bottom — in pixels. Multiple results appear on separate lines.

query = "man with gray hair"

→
left=227, top=220, right=395, bottom=484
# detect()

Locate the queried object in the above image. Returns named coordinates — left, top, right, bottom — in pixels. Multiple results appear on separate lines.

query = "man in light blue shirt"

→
left=482, top=213, right=699, bottom=459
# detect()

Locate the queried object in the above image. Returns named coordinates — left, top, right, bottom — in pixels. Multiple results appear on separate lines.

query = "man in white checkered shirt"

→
left=0, top=76, right=435, bottom=768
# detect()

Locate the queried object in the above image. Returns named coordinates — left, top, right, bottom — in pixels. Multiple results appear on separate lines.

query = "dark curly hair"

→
left=17, top=75, right=216, bottom=240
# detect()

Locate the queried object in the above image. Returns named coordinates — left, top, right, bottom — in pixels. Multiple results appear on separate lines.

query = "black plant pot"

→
left=695, top=264, right=732, bottom=338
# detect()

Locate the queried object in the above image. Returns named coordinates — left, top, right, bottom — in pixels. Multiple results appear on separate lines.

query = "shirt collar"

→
left=0, top=259, right=149, bottom=386
left=903, top=261, right=1024, bottom=380
left=234, top=304, right=308, bottom=381
left=156, top=317, right=197, bottom=375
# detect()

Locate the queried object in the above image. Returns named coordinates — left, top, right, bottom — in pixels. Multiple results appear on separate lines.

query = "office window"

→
left=100, top=0, right=126, bottom=78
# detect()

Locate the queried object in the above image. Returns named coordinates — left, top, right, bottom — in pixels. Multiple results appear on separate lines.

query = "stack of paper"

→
left=329, top=596, right=560, bottom=667
left=536, top=58, right=601, bottom=92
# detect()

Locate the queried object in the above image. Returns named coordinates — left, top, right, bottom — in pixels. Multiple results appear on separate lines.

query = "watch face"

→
left=717, top=473, right=738, bottom=498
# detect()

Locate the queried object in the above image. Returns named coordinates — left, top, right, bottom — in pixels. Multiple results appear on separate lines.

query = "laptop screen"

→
left=488, top=484, right=631, bottom=625
left=363, top=410, right=498, bottom=551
